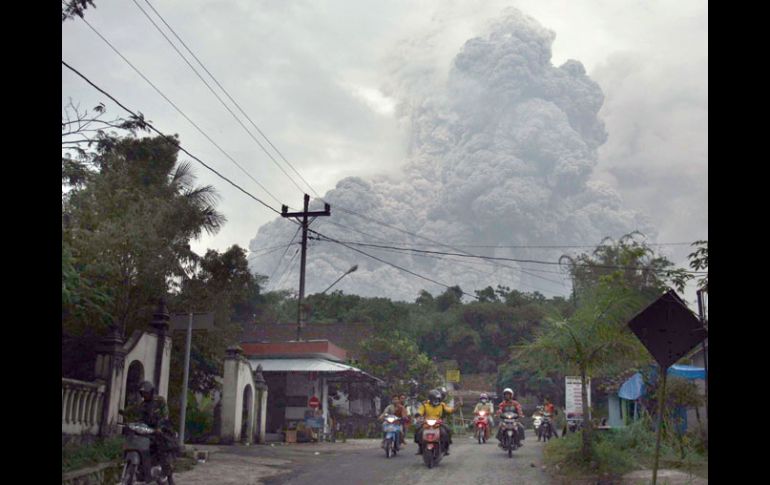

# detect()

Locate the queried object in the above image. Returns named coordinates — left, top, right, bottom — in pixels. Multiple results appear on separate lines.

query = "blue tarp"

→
left=618, top=373, right=645, bottom=400
left=668, top=364, right=706, bottom=380
left=617, top=364, right=705, bottom=401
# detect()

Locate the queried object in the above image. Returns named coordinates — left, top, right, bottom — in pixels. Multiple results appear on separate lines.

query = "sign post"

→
left=170, top=312, right=214, bottom=448
left=446, top=369, right=460, bottom=383
left=626, top=289, right=706, bottom=485
left=565, top=376, right=591, bottom=423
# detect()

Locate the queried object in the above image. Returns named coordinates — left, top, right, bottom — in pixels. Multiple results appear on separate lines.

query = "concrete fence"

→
left=62, top=378, right=106, bottom=436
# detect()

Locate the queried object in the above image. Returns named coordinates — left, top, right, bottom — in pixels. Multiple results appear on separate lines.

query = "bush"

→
left=62, top=436, right=124, bottom=473
left=544, top=420, right=707, bottom=479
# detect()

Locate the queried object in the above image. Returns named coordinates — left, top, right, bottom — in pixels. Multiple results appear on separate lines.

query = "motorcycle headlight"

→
left=479, top=411, right=486, bottom=416
left=426, top=419, right=437, bottom=426
left=386, top=417, right=396, bottom=423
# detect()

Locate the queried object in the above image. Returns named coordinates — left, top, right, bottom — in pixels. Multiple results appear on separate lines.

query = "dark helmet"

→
left=429, top=389, right=442, bottom=405
left=139, top=381, right=155, bottom=398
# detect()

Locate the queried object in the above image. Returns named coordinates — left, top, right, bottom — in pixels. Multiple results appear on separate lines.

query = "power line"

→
left=274, top=248, right=301, bottom=290
left=62, top=60, right=283, bottom=216
left=316, top=238, right=708, bottom=275
left=75, top=15, right=284, bottom=207
left=266, top=225, right=303, bottom=284
left=131, top=0, right=308, bottom=198
left=306, top=230, right=480, bottom=300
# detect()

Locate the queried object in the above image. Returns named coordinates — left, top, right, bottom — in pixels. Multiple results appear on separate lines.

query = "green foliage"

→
left=688, top=240, right=708, bottom=292
left=544, top=420, right=707, bottom=479
left=62, top=0, right=95, bottom=22
left=62, top=436, right=124, bottom=473
left=184, top=394, right=215, bottom=443
left=358, top=332, right=441, bottom=399
left=62, top=135, right=225, bottom=337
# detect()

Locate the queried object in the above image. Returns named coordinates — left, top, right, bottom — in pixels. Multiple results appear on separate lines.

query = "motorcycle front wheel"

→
left=385, top=439, right=393, bottom=458
left=120, top=462, right=137, bottom=485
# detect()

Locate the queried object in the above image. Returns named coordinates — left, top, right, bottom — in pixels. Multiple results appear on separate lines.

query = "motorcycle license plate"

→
left=423, top=430, right=439, bottom=442
left=477, top=424, right=485, bottom=428
left=507, top=430, right=513, bottom=436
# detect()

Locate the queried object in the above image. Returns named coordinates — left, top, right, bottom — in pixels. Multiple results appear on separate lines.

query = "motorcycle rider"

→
left=473, top=393, right=495, bottom=439
left=378, top=394, right=408, bottom=446
left=122, top=380, right=177, bottom=485
left=414, top=389, right=455, bottom=456
left=496, top=387, right=525, bottom=448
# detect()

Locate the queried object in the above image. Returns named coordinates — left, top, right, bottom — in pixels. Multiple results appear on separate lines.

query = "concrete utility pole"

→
left=281, top=194, right=331, bottom=341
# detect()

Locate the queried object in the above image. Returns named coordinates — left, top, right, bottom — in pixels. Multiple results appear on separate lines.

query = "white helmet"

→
left=503, top=388, right=514, bottom=398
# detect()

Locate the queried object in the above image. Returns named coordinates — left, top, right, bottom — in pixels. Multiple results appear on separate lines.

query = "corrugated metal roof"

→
left=247, top=358, right=383, bottom=383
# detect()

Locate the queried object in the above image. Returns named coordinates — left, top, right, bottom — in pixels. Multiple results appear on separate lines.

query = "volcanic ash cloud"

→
left=249, top=8, right=653, bottom=301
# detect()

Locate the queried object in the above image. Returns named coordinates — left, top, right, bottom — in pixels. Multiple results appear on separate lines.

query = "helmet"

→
left=429, top=389, right=442, bottom=405
left=503, top=388, right=514, bottom=399
left=479, top=393, right=489, bottom=402
left=139, top=381, right=155, bottom=398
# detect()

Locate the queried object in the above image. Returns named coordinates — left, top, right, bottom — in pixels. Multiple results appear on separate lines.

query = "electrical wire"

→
left=75, top=15, right=284, bottom=207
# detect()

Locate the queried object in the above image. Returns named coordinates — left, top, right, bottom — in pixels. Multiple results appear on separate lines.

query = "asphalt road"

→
left=262, top=434, right=551, bottom=485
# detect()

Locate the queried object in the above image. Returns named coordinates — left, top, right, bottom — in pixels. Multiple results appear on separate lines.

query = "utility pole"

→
left=281, top=194, right=331, bottom=341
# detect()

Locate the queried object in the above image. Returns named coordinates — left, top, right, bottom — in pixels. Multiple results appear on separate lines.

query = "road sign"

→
left=308, top=396, right=321, bottom=409
left=170, top=312, right=214, bottom=331
left=446, top=370, right=460, bottom=383
left=565, top=376, right=591, bottom=420
left=627, top=290, right=705, bottom=369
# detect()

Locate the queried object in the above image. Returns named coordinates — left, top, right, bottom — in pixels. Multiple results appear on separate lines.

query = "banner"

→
left=446, top=369, right=460, bottom=383
left=565, top=376, right=591, bottom=420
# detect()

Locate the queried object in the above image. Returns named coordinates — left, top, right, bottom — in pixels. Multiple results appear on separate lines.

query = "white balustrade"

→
left=62, top=378, right=105, bottom=435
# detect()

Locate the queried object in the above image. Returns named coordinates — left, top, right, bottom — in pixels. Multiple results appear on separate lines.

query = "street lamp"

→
left=321, top=264, right=358, bottom=294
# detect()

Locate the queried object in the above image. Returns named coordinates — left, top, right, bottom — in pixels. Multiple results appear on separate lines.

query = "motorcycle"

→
left=119, top=422, right=172, bottom=485
left=533, top=413, right=543, bottom=436
left=419, top=418, right=445, bottom=468
left=499, top=411, right=519, bottom=458
left=539, top=413, right=554, bottom=441
left=473, top=410, right=490, bottom=444
left=381, top=414, right=402, bottom=458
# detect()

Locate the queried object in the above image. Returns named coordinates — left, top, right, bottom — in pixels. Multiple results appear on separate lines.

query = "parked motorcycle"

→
left=119, top=422, right=171, bottom=485
left=499, top=411, right=519, bottom=458
left=473, top=410, right=490, bottom=444
left=381, top=414, right=402, bottom=458
left=419, top=418, right=445, bottom=468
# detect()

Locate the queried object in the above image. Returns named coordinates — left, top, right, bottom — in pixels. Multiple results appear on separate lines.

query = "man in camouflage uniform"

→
left=122, top=381, right=177, bottom=485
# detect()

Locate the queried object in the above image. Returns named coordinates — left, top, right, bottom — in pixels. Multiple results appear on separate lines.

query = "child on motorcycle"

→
left=379, top=394, right=408, bottom=445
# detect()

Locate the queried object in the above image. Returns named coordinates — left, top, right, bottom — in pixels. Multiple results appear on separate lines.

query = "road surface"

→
left=175, top=433, right=551, bottom=485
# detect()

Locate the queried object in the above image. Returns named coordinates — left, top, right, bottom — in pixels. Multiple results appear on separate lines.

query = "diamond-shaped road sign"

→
left=627, top=290, right=706, bottom=369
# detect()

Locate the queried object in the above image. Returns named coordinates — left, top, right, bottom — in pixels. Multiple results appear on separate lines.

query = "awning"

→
left=247, top=358, right=383, bottom=383
left=617, top=364, right=705, bottom=400
left=669, top=364, right=706, bottom=380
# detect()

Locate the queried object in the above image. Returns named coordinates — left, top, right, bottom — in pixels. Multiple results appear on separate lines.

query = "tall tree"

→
left=62, top=134, right=224, bottom=337
left=517, top=282, right=649, bottom=461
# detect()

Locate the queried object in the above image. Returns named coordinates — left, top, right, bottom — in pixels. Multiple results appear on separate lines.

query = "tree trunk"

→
left=580, top=367, right=592, bottom=463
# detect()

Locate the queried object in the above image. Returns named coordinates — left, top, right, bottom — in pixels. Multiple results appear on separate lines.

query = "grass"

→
left=543, top=421, right=708, bottom=481
left=63, top=435, right=199, bottom=475
left=62, top=436, right=125, bottom=474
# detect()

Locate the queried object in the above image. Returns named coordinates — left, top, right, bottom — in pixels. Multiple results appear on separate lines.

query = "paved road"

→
left=262, top=434, right=551, bottom=485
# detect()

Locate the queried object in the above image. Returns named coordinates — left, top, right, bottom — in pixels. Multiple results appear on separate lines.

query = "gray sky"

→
left=62, top=0, right=707, bottom=304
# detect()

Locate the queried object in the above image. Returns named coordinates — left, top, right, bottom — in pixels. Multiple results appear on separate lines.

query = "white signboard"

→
left=565, top=376, right=591, bottom=420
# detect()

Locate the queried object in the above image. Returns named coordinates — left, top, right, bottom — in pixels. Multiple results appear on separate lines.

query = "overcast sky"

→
left=62, top=0, right=707, bottom=305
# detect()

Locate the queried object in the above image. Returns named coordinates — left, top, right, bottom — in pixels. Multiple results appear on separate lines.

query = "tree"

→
left=687, top=240, right=708, bottom=292
left=168, top=246, right=264, bottom=396
left=358, top=333, right=441, bottom=399
left=62, top=0, right=95, bottom=22
left=62, top=134, right=225, bottom=337
left=516, top=281, right=650, bottom=461
left=560, top=232, right=689, bottom=297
